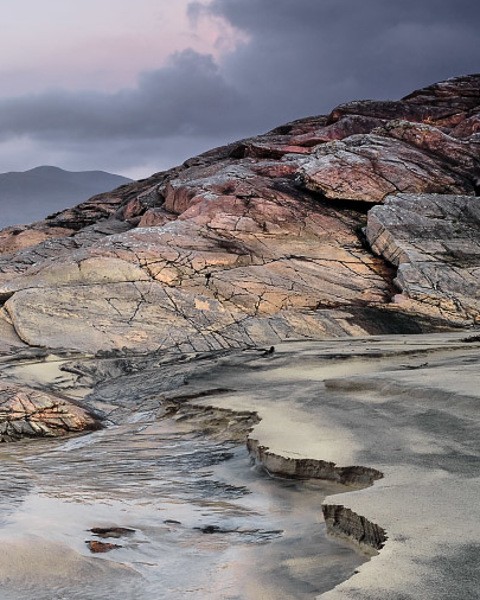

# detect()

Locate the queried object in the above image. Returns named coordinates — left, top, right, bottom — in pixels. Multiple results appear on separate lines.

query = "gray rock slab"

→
left=366, top=193, right=480, bottom=325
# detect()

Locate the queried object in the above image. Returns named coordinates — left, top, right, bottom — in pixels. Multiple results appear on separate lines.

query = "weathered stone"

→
left=377, top=119, right=480, bottom=180
left=297, top=134, right=475, bottom=203
left=289, top=114, right=387, bottom=147
left=366, top=193, right=480, bottom=324
left=0, top=75, right=478, bottom=353
left=86, top=541, right=122, bottom=553
left=0, top=225, right=76, bottom=255
left=138, top=208, right=175, bottom=227
left=3, top=280, right=382, bottom=353
left=0, top=382, right=99, bottom=441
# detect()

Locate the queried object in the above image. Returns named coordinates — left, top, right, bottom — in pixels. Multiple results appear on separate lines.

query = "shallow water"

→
left=0, top=412, right=366, bottom=600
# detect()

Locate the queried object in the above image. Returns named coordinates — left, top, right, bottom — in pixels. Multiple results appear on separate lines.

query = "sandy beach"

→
left=1, top=330, right=479, bottom=598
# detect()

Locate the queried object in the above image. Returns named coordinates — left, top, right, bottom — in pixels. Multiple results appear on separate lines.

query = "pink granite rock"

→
left=0, top=75, right=478, bottom=353
left=0, top=382, right=99, bottom=441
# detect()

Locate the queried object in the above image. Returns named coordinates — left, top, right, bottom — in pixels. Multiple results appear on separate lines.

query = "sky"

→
left=0, top=0, right=479, bottom=180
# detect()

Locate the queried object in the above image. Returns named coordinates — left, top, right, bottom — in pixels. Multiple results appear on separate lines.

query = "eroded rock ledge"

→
left=247, top=438, right=383, bottom=488
left=246, top=438, right=385, bottom=555
left=322, top=504, right=387, bottom=555
left=157, top=393, right=387, bottom=556
left=0, top=74, right=478, bottom=354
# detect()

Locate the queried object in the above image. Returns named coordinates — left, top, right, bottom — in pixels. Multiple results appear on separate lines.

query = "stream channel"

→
left=0, top=353, right=367, bottom=600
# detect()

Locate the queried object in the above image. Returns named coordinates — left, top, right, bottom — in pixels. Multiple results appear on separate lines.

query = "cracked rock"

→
left=0, top=382, right=100, bottom=442
left=0, top=75, right=478, bottom=353
left=366, top=193, right=480, bottom=324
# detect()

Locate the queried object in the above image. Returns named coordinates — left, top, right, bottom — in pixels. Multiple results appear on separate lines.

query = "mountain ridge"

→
left=0, top=166, right=132, bottom=228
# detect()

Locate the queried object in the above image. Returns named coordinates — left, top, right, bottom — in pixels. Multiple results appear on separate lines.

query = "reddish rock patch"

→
left=0, top=382, right=100, bottom=442
left=0, top=75, right=478, bottom=353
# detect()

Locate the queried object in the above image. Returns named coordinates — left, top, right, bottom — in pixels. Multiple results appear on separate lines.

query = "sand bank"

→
left=184, top=331, right=480, bottom=599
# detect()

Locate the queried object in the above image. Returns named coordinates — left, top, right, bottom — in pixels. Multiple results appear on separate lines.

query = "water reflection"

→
left=0, top=414, right=366, bottom=599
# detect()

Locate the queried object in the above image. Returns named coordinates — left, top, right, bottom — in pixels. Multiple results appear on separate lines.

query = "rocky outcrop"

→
left=0, top=75, right=478, bottom=353
left=296, top=76, right=480, bottom=202
left=366, top=193, right=480, bottom=324
left=0, top=382, right=99, bottom=441
left=296, top=130, right=476, bottom=203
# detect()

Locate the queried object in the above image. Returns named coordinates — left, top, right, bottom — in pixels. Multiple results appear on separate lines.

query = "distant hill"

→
left=0, top=166, right=132, bottom=228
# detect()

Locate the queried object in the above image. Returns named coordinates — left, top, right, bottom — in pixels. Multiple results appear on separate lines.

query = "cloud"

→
left=0, top=0, right=478, bottom=178
left=0, top=50, right=250, bottom=143
left=198, top=0, right=480, bottom=120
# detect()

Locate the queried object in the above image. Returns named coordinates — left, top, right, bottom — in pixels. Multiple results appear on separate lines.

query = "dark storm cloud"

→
left=0, top=0, right=479, bottom=175
left=194, top=0, right=480, bottom=126
left=0, top=49, right=249, bottom=142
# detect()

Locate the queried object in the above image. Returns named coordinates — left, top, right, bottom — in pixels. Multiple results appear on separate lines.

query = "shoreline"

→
left=170, top=331, right=480, bottom=599
left=1, top=330, right=479, bottom=598
left=0, top=346, right=368, bottom=599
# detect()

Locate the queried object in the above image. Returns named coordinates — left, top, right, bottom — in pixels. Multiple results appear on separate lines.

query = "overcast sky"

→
left=0, top=0, right=479, bottom=179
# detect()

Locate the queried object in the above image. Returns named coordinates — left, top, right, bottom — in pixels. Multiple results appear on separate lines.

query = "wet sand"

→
left=0, top=360, right=366, bottom=600
left=182, top=331, right=480, bottom=600
left=1, top=330, right=479, bottom=599
left=0, top=354, right=92, bottom=399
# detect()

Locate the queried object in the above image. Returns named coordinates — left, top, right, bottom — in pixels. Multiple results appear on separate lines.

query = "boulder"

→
left=0, top=382, right=99, bottom=442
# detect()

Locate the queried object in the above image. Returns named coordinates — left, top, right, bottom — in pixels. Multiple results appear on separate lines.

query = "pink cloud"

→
left=0, top=0, right=245, bottom=95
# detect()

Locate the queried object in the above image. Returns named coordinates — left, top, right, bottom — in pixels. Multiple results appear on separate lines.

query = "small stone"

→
left=164, top=519, right=182, bottom=525
left=86, top=540, right=122, bottom=553
left=196, top=525, right=221, bottom=534
left=90, top=527, right=135, bottom=538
